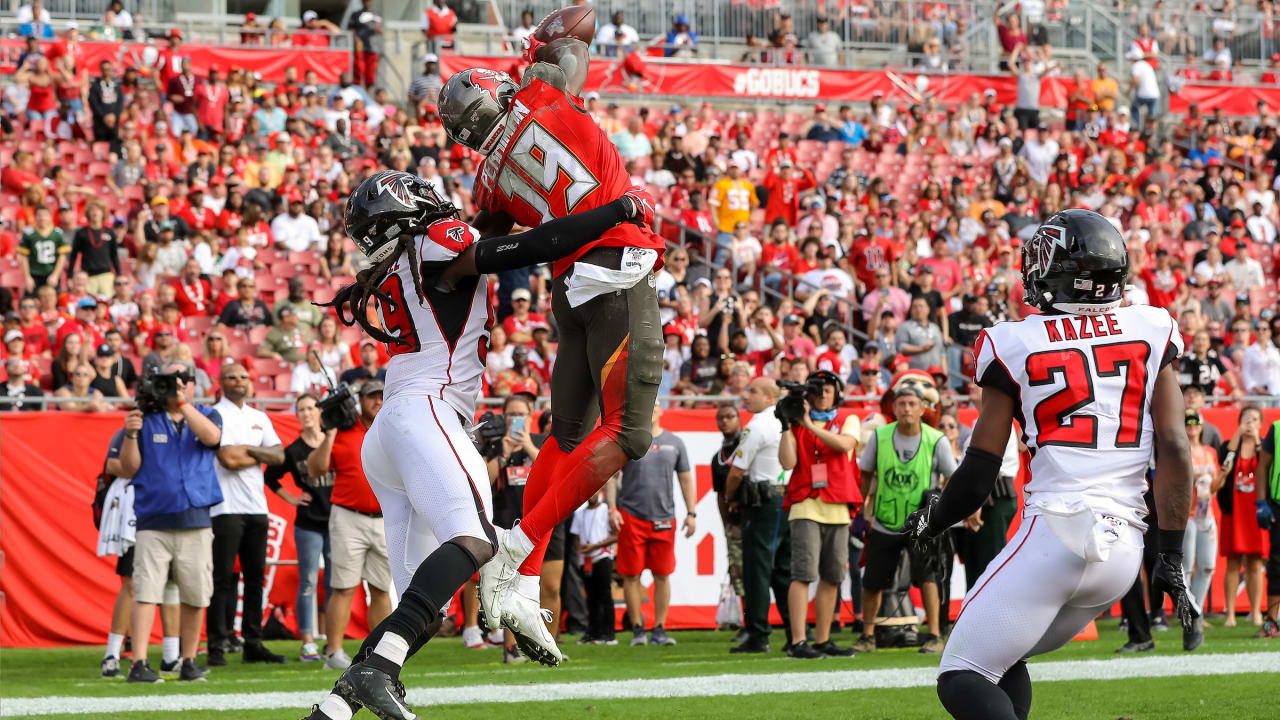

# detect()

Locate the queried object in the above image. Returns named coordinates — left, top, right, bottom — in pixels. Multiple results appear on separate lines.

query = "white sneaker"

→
left=324, top=649, right=352, bottom=670
left=487, top=628, right=505, bottom=645
left=478, top=527, right=524, bottom=632
left=500, top=582, right=563, bottom=667
left=300, top=642, right=322, bottom=662
left=461, top=625, right=489, bottom=649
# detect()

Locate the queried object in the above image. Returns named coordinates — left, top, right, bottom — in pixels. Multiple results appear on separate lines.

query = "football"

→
left=533, top=5, right=596, bottom=45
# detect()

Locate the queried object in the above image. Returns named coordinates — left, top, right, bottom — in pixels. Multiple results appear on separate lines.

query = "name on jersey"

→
left=1042, top=313, right=1123, bottom=343
left=479, top=99, right=531, bottom=191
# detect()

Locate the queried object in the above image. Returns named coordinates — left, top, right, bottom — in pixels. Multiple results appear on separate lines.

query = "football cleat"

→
left=477, top=527, right=520, bottom=633
left=335, top=663, right=419, bottom=720
left=500, top=585, right=562, bottom=667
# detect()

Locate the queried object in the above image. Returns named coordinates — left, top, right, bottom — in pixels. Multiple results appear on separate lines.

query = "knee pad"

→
left=617, top=426, right=653, bottom=460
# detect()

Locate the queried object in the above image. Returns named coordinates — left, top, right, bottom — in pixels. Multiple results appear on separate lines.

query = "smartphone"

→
left=509, top=416, right=526, bottom=437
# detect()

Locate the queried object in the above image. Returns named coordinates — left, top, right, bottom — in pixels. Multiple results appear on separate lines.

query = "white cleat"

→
left=477, top=527, right=522, bottom=633
left=500, top=583, right=563, bottom=668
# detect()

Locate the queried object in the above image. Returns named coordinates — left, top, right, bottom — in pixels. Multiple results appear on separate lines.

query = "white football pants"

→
left=939, top=511, right=1143, bottom=683
left=362, top=395, right=495, bottom=606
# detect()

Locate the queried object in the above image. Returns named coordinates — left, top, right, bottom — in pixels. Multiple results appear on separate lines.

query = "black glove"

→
left=899, top=494, right=940, bottom=556
left=1152, top=552, right=1200, bottom=633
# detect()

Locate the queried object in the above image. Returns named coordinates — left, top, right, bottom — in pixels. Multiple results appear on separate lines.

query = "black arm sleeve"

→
left=472, top=198, right=631, bottom=274
left=263, top=463, right=285, bottom=494
left=927, top=446, right=1004, bottom=534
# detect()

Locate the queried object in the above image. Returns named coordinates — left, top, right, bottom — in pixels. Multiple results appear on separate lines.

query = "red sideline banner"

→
left=440, top=55, right=1279, bottom=116
left=0, top=406, right=1267, bottom=647
left=0, top=39, right=349, bottom=84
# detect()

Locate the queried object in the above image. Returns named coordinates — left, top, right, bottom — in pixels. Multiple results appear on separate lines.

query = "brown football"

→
left=533, top=6, right=596, bottom=45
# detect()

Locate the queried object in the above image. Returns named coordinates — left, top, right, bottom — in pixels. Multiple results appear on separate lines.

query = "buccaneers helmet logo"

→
left=1026, top=223, right=1068, bottom=280
left=469, top=69, right=513, bottom=103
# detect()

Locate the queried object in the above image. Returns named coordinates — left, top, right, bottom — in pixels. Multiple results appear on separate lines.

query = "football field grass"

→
left=1, top=620, right=1275, bottom=720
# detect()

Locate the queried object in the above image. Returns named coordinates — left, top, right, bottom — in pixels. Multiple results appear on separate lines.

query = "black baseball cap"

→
left=96, top=343, right=114, bottom=358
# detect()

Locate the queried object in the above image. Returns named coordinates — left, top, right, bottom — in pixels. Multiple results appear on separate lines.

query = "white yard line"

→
left=5, top=651, right=1277, bottom=717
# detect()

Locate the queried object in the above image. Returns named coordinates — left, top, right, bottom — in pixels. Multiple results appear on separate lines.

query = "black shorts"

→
left=116, top=546, right=135, bottom=578
left=862, top=529, right=937, bottom=592
left=544, top=516, right=572, bottom=563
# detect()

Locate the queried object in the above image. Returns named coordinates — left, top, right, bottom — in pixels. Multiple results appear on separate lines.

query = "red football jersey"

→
left=473, top=78, right=664, bottom=277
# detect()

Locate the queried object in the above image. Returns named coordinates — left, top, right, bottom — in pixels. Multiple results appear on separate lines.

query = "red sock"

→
left=521, top=438, right=569, bottom=518
left=517, top=428, right=628, bottom=576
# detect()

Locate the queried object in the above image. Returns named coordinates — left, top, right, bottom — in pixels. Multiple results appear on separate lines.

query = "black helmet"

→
left=344, top=170, right=456, bottom=264
left=1022, top=209, right=1129, bottom=315
left=438, top=68, right=518, bottom=154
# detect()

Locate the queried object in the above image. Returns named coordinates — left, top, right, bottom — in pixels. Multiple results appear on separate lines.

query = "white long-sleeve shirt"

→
left=1241, top=341, right=1280, bottom=395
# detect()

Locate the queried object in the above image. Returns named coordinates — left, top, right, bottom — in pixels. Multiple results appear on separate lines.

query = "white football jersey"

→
left=973, top=304, right=1183, bottom=527
left=376, top=218, right=492, bottom=419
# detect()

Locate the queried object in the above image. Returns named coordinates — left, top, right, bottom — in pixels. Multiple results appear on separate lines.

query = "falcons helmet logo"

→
left=1026, top=224, right=1069, bottom=280
left=371, top=171, right=419, bottom=210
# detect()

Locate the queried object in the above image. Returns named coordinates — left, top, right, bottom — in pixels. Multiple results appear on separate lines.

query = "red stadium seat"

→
left=247, top=326, right=271, bottom=345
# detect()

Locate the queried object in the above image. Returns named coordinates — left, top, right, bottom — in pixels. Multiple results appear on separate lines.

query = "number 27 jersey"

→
left=973, top=304, right=1183, bottom=526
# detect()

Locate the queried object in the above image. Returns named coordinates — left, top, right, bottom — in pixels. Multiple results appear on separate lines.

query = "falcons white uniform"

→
left=361, top=218, right=497, bottom=603
left=940, top=304, right=1182, bottom=684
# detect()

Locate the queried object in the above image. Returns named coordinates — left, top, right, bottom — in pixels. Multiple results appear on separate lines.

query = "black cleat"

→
left=227, top=636, right=244, bottom=653
left=159, top=658, right=180, bottom=676
left=813, top=640, right=857, bottom=657
left=335, top=663, right=419, bottom=720
left=126, top=660, right=164, bottom=684
left=1115, top=639, right=1155, bottom=654
left=300, top=705, right=326, bottom=720
left=243, top=642, right=287, bottom=664
left=1183, top=617, right=1205, bottom=652
left=786, top=640, right=823, bottom=659
left=178, top=658, right=208, bottom=682
left=206, top=648, right=227, bottom=666
left=729, top=639, right=771, bottom=654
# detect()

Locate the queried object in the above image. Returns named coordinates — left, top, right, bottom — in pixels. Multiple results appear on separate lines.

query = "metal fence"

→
left=33, top=0, right=173, bottom=22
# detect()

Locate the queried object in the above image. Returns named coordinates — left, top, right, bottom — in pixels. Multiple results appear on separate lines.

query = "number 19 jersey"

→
left=973, top=304, right=1183, bottom=527
left=472, top=77, right=664, bottom=278
left=376, top=218, right=493, bottom=419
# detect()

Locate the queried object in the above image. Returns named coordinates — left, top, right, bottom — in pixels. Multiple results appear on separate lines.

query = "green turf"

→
left=1, top=620, right=1275, bottom=719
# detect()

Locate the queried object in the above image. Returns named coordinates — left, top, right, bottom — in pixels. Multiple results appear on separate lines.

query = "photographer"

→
left=307, top=381, right=391, bottom=671
left=723, top=378, right=793, bottom=653
left=118, top=362, right=224, bottom=684
left=484, top=389, right=545, bottom=659
left=207, top=363, right=286, bottom=666
left=263, top=393, right=334, bottom=663
left=777, top=371, right=862, bottom=658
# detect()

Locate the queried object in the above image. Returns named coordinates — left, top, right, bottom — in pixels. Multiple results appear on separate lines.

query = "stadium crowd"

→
left=0, top=0, right=1277, bottom=678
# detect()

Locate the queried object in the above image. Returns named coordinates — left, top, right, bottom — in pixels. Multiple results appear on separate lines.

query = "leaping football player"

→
left=438, top=32, right=665, bottom=665
left=902, top=209, right=1199, bottom=720
left=299, top=171, right=647, bottom=720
